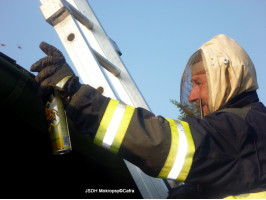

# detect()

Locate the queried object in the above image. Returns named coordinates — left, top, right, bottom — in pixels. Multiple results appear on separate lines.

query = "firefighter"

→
left=31, top=34, right=266, bottom=198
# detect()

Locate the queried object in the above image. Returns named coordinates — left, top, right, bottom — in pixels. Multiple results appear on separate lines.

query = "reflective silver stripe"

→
left=167, top=120, right=188, bottom=179
left=102, top=103, right=126, bottom=149
left=94, top=99, right=135, bottom=154
left=158, top=119, right=195, bottom=181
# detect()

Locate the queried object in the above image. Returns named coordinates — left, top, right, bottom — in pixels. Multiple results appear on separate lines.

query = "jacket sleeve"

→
left=66, top=84, right=196, bottom=182
left=66, top=84, right=260, bottom=194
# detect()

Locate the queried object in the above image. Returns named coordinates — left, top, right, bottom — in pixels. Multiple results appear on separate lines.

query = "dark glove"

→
left=30, top=42, right=80, bottom=99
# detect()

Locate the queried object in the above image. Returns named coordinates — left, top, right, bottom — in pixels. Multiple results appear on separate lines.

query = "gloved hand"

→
left=30, top=42, right=81, bottom=99
left=31, top=42, right=108, bottom=135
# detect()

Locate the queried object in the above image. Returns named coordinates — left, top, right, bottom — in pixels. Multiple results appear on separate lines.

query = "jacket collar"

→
left=219, top=91, right=259, bottom=109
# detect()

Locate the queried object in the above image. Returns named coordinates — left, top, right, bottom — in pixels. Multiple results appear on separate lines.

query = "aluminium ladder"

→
left=40, top=0, right=169, bottom=198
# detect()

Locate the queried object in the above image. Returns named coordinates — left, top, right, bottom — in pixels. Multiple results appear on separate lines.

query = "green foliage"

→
left=170, top=99, right=201, bottom=120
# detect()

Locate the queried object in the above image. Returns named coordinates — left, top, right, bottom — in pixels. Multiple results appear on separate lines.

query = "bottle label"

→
left=45, top=90, right=72, bottom=155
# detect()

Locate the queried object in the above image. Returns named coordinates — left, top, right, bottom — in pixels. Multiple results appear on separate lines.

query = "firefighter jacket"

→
left=65, top=35, right=266, bottom=198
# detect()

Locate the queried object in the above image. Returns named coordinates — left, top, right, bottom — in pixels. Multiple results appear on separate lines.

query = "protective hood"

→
left=181, top=34, right=258, bottom=115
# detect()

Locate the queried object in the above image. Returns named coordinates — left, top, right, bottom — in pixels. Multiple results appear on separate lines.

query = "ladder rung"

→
left=66, top=1, right=93, bottom=30
left=92, top=49, right=121, bottom=77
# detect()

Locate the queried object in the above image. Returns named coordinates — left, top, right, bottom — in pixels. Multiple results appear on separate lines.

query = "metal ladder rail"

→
left=66, top=0, right=150, bottom=109
left=40, top=0, right=169, bottom=198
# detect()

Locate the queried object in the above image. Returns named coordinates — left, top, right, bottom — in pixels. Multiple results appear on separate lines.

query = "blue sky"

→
left=1, top=0, right=266, bottom=119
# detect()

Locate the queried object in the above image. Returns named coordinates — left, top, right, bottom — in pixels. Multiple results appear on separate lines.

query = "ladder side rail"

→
left=68, top=0, right=150, bottom=110
left=40, top=0, right=169, bottom=198
left=65, top=0, right=135, bottom=107
left=66, top=0, right=134, bottom=106
left=67, top=1, right=169, bottom=198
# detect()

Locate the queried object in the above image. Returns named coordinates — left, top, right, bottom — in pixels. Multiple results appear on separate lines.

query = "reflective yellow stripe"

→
left=177, top=121, right=195, bottom=181
left=158, top=118, right=179, bottom=178
left=158, top=119, right=195, bottom=181
left=94, top=99, right=135, bottom=154
left=94, top=99, right=119, bottom=146
left=224, top=191, right=266, bottom=199
left=110, top=105, right=135, bottom=153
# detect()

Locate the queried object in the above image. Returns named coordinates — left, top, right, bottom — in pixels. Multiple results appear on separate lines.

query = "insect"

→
left=0, top=43, right=22, bottom=49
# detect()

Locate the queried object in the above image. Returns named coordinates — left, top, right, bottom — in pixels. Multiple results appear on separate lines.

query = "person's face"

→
left=188, top=71, right=209, bottom=116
